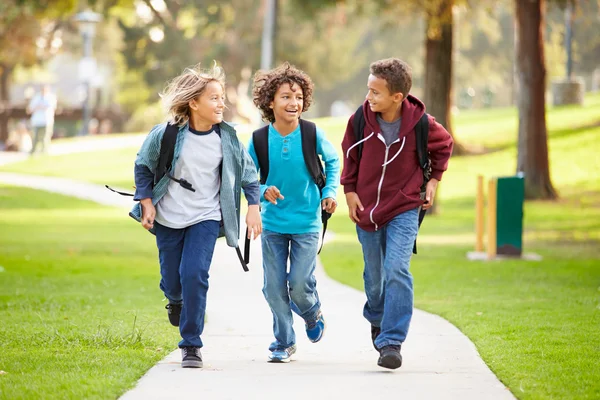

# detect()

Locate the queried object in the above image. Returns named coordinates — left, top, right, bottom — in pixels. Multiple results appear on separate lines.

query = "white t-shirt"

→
left=28, top=93, right=57, bottom=128
left=155, top=128, right=223, bottom=229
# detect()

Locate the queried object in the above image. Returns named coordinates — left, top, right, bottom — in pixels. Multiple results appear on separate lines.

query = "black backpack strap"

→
left=244, top=227, right=251, bottom=264
left=235, top=246, right=249, bottom=272
left=352, top=105, right=366, bottom=160
left=245, top=125, right=270, bottom=269
left=105, top=185, right=134, bottom=197
left=413, top=113, right=431, bottom=255
left=155, top=123, right=179, bottom=184
left=252, top=125, right=270, bottom=184
left=300, top=119, right=325, bottom=189
left=318, top=210, right=332, bottom=255
left=415, top=113, right=431, bottom=187
left=299, top=119, right=331, bottom=254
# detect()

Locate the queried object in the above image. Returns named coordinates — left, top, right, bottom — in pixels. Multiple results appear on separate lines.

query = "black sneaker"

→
left=181, top=346, right=203, bottom=368
left=371, top=325, right=381, bottom=350
left=377, top=345, right=402, bottom=369
left=165, top=303, right=182, bottom=327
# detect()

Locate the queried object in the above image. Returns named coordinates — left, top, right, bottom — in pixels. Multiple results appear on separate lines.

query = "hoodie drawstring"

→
left=382, top=137, right=406, bottom=167
left=346, top=132, right=375, bottom=159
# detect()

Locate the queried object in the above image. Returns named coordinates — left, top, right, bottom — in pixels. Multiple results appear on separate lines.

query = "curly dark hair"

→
left=252, top=62, right=314, bottom=123
left=370, top=58, right=412, bottom=96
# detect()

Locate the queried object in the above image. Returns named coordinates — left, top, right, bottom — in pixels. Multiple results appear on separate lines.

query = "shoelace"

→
left=306, top=313, right=322, bottom=330
left=165, top=303, right=180, bottom=313
left=182, top=347, right=200, bottom=358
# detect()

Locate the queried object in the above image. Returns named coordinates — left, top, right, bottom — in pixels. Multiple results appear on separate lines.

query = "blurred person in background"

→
left=27, top=84, right=57, bottom=154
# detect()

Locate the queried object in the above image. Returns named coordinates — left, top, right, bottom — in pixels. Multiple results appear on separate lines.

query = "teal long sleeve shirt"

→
left=247, top=123, right=340, bottom=234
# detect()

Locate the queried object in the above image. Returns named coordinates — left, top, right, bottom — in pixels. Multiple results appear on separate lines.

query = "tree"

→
left=114, top=0, right=264, bottom=120
left=421, top=0, right=467, bottom=155
left=0, top=0, right=77, bottom=142
left=297, top=0, right=467, bottom=152
left=514, top=0, right=558, bottom=199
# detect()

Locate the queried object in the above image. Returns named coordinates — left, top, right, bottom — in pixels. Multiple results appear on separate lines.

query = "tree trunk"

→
left=0, top=63, right=12, bottom=144
left=515, top=0, right=558, bottom=200
left=423, top=0, right=466, bottom=156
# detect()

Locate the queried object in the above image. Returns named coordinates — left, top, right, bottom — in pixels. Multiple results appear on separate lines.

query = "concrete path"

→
left=0, top=163, right=515, bottom=399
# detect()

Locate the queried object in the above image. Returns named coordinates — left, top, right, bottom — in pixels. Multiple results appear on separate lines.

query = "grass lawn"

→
left=0, top=187, right=179, bottom=400
left=1, top=93, right=599, bottom=399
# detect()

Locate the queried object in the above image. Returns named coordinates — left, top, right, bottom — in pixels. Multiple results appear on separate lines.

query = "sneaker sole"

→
left=377, top=354, right=402, bottom=370
left=268, top=357, right=291, bottom=363
left=181, top=359, right=203, bottom=368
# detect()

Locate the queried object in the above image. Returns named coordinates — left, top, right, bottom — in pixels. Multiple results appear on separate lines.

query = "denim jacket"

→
left=130, top=121, right=260, bottom=248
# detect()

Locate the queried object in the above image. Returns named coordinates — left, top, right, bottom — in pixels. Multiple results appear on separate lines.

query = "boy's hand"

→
left=345, top=192, right=364, bottom=223
left=422, top=178, right=439, bottom=210
left=264, top=186, right=284, bottom=205
left=140, top=198, right=156, bottom=230
left=321, top=198, right=337, bottom=214
left=245, top=205, right=262, bottom=240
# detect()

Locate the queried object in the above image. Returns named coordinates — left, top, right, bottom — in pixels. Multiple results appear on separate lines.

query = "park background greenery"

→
left=1, top=94, right=599, bottom=399
left=1, top=0, right=599, bottom=399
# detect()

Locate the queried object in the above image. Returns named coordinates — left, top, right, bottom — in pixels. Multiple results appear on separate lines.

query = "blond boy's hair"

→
left=160, top=62, right=225, bottom=126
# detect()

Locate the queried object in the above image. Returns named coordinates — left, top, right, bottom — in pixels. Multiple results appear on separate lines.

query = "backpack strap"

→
left=252, top=125, right=270, bottom=184
left=105, top=185, right=134, bottom=197
left=415, top=113, right=431, bottom=189
left=300, top=119, right=325, bottom=189
left=246, top=125, right=270, bottom=268
left=155, top=123, right=179, bottom=184
left=352, top=105, right=366, bottom=160
left=299, top=119, right=331, bottom=254
left=235, top=246, right=250, bottom=272
left=413, top=113, right=431, bottom=254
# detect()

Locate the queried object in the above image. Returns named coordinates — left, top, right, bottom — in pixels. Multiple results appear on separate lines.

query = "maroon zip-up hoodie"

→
left=341, top=95, right=453, bottom=231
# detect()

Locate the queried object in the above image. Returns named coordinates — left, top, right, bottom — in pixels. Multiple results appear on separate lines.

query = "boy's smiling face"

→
left=270, top=82, right=304, bottom=124
left=366, top=74, right=404, bottom=115
left=189, top=80, right=225, bottom=127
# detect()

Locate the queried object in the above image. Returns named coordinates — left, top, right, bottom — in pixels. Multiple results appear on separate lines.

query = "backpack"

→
left=351, top=105, right=431, bottom=254
left=252, top=119, right=332, bottom=254
left=107, top=123, right=251, bottom=272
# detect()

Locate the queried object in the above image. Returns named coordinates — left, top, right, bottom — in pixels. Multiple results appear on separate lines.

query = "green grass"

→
left=1, top=93, right=599, bottom=399
left=0, top=187, right=179, bottom=400
left=1, top=147, right=140, bottom=190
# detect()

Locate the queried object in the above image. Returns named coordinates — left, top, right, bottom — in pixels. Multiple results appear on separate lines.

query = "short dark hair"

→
left=252, top=62, right=314, bottom=123
left=370, top=58, right=412, bottom=96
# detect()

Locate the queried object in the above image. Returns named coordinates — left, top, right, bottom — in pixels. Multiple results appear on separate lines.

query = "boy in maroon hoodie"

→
left=341, top=58, right=453, bottom=369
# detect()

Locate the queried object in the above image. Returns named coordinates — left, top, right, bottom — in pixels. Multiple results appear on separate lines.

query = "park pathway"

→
left=0, top=143, right=515, bottom=400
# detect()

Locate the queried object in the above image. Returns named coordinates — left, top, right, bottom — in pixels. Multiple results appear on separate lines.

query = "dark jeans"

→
left=155, top=219, right=220, bottom=348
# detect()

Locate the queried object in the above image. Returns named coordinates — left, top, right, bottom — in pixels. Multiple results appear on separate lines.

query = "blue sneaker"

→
left=305, top=311, right=326, bottom=343
left=268, top=345, right=297, bottom=363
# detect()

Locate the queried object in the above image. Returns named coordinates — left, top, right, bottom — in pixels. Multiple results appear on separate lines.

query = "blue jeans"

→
left=261, top=229, right=321, bottom=350
left=356, top=208, right=419, bottom=348
left=155, top=220, right=220, bottom=348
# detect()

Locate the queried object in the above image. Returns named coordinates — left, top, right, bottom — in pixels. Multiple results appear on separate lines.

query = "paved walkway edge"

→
left=0, top=172, right=515, bottom=400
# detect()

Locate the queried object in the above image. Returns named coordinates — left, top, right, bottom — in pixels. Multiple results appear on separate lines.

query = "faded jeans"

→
left=261, top=229, right=321, bottom=351
left=356, top=208, right=419, bottom=348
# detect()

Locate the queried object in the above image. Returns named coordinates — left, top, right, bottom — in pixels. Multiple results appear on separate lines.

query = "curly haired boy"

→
left=248, top=62, right=340, bottom=363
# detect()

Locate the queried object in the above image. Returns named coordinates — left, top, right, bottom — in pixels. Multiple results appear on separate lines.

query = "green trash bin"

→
left=495, top=175, right=525, bottom=256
